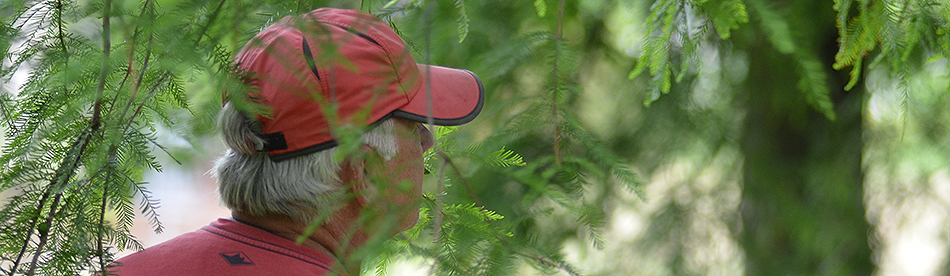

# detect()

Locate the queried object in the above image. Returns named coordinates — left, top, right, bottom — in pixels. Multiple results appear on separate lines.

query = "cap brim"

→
left=391, top=64, right=485, bottom=126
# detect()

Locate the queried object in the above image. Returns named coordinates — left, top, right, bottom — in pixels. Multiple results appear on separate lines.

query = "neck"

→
left=230, top=207, right=369, bottom=274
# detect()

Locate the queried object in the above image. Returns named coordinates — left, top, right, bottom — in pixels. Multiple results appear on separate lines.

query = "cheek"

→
left=390, top=164, right=423, bottom=202
left=379, top=133, right=426, bottom=205
left=385, top=155, right=424, bottom=202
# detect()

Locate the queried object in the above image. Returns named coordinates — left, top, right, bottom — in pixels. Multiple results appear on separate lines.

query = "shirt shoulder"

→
left=107, top=219, right=334, bottom=276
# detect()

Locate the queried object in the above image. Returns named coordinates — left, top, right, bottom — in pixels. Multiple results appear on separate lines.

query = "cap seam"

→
left=317, top=18, right=410, bottom=101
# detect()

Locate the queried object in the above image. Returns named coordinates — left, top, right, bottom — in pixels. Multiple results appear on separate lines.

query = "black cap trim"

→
left=268, top=140, right=338, bottom=162
left=264, top=118, right=389, bottom=162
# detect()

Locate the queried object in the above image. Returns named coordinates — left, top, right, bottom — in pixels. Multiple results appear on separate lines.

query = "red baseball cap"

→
left=232, top=8, right=484, bottom=161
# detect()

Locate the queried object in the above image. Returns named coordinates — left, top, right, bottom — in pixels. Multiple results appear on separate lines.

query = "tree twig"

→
left=551, top=0, right=566, bottom=166
left=55, top=0, right=68, bottom=63
left=433, top=159, right=447, bottom=242
left=439, top=153, right=481, bottom=204
left=194, top=0, right=227, bottom=46
left=513, top=251, right=581, bottom=276
left=421, top=1, right=440, bottom=274
left=92, top=0, right=112, bottom=131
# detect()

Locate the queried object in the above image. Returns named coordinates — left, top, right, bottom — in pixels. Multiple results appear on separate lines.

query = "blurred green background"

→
left=350, top=0, right=950, bottom=274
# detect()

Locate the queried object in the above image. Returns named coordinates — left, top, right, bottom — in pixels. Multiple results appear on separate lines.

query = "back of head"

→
left=213, top=102, right=397, bottom=222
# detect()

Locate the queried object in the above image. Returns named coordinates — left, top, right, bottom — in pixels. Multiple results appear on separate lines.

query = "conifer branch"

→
left=93, top=0, right=112, bottom=131
left=124, top=73, right=167, bottom=133
left=24, top=127, right=97, bottom=273
left=133, top=32, right=155, bottom=99
left=551, top=0, right=565, bottom=166
left=20, top=1, right=113, bottom=273
left=9, top=1, right=116, bottom=273
left=136, top=0, right=156, bottom=65
left=92, top=3, right=114, bottom=271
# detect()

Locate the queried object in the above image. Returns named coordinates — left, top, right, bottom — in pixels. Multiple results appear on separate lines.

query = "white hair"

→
left=213, top=102, right=398, bottom=222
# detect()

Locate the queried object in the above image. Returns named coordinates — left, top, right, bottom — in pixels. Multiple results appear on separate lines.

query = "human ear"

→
left=347, top=144, right=379, bottom=207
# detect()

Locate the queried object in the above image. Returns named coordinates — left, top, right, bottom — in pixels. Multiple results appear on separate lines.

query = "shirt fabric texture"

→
left=107, top=218, right=333, bottom=275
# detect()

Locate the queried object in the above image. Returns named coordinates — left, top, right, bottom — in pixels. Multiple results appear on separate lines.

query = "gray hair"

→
left=213, top=102, right=398, bottom=222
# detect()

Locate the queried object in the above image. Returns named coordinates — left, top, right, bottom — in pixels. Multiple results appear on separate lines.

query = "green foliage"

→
left=453, top=0, right=469, bottom=43
left=0, top=0, right=257, bottom=273
left=833, top=0, right=950, bottom=100
left=697, top=0, right=749, bottom=39
left=748, top=0, right=794, bottom=54
left=634, top=0, right=950, bottom=274
left=833, top=0, right=883, bottom=76
left=487, top=147, right=526, bottom=168
left=847, top=0, right=950, bottom=125
left=360, top=1, right=646, bottom=275
left=628, top=0, right=677, bottom=105
left=629, top=0, right=748, bottom=106
left=1, top=0, right=645, bottom=275
left=534, top=0, right=547, bottom=18
left=795, top=51, right=837, bottom=120
left=633, top=0, right=841, bottom=119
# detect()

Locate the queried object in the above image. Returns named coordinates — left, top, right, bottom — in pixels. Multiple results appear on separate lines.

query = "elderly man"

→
left=107, top=8, right=483, bottom=276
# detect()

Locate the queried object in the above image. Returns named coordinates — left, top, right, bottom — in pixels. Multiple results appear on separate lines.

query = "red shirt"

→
left=107, top=218, right=333, bottom=275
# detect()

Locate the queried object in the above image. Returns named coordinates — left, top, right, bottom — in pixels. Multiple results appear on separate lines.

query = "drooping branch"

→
left=22, top=0, right=112, bottom=274
left=551, top=0, right=566, bottom=166
left=55, top=0, right=68, bottom=63
left=110, top=0, right=154, bottom=115
left=419, top=2, right=445, bottom=274
left=92, top=0, right=112, bottom=131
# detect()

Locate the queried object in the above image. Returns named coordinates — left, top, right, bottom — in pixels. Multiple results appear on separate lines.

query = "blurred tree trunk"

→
left=738, top=1, right=874, bottom=275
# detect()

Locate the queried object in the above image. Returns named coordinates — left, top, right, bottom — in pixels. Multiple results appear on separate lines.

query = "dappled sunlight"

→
left=866, top=169, right=950, bottom=276
left=560, top=148, right=745, bottom=275
left=864, top=57, right=950, bottom=276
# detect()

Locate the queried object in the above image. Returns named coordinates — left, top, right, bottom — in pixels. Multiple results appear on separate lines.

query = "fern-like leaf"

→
left=749, top=0, right=795, bottom=54
left=534, top=0, right=547, bottom=18
left=487, top=147, right=526, bottom=168
left=698, top=0, right=749, bottom=39
left=795, top=51, right=837, bottom=121
left=455, top=0, right=470, bottom=43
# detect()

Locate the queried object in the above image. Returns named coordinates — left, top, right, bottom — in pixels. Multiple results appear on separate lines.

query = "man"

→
left=107, top=8, right=484, bottom=276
